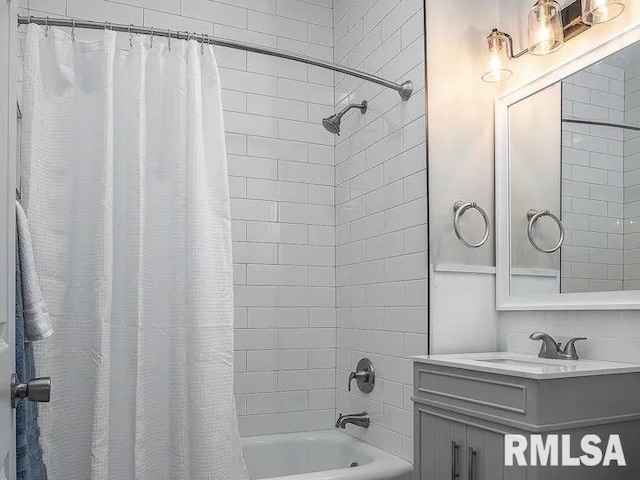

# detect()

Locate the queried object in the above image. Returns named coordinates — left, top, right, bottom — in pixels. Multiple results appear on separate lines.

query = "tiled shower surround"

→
left=561, top=59, right=640, bottom=293
left=623, top=65, right=640, bottom=290
left=561, top=64, right=625, bottom=293
left=18, top=0, right=427, bottom=463
left=333, top=0, right=426, bottom=461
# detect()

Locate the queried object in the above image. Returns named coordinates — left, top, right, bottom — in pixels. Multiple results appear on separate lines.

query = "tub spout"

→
left=335, top=412, right=370, bottom=429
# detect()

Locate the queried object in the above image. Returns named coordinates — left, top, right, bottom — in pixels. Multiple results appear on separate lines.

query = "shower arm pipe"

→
left=17, top=15, right=414, bottom=101
left=337, top=102, right=367, bottom=117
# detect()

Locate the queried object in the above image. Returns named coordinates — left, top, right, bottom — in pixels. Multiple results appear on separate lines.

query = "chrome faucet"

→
left=335, top=411, right=370, bottom=429
left=529, top=332, right=586, bottom=360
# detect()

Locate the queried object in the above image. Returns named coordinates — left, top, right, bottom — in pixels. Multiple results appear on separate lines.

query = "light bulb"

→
left=528, top=0, right=564, bottom=55
left=481, top=30, right=513, bottom=83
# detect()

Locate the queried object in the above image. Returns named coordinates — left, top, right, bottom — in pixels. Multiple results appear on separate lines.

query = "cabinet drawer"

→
left=414, top=365, right=527, bottom=419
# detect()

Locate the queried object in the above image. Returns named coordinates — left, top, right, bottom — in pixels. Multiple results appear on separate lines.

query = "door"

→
left=0, top=0, right=17, bottom=478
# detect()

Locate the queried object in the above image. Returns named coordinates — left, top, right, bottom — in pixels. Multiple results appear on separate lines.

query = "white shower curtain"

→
left=20, top=24, right=247, bottom=480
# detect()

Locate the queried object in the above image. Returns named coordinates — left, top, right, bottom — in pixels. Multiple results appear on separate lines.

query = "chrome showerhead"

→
left=321, top=101, right=368, bottom=135
left=322, top=115, right=342, bottom=135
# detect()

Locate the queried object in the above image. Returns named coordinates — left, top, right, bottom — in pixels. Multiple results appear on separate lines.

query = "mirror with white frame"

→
left=496, top=27, right=640, bottom=310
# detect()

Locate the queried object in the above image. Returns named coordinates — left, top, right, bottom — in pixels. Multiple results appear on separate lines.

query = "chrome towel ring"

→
left=453, top=201, right=490, bottom=248
left=527, top=209, right=564, bottom=253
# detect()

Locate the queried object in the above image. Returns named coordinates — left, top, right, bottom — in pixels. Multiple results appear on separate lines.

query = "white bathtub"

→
left=242, top=430, right=413, bottom=480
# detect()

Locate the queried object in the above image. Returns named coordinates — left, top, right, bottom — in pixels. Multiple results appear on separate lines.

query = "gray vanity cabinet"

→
left=412, top=360, right=640, bottom=480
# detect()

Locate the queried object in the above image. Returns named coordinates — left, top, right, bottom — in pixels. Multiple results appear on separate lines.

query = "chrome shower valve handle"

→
left=348, top=371, right=369, bottom=391
left=348, top=358, right=375, bottom=393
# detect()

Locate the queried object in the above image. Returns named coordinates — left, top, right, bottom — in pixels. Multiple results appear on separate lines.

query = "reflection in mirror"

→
left=509, top=40, right=640, bottom=295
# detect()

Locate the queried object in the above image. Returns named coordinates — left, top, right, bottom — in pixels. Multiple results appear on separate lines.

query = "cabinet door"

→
left=416, top=409, right=467, bottom=480
left=467, top=426, right=548, bottom=480
left=466, top=426, right=506, bottom=480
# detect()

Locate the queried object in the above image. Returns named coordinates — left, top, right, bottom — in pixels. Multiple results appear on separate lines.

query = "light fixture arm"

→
left=489, top=29, right=528, bottom=59
left=500, top=31, right=529, bottom=59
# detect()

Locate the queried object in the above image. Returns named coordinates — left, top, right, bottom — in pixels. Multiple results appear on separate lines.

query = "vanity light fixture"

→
left=481, top=0, right=625, bottom=83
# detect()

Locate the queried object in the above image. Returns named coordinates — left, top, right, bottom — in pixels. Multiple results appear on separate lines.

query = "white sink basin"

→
left=412, top=352, right=640, bottom=379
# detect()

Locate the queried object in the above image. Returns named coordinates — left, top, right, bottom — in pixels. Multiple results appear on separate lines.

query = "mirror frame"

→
left=496, top=25, right=640, bottom=311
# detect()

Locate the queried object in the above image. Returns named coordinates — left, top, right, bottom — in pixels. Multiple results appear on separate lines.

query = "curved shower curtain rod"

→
left=17, top=15, right=414, bottom=101
left=562, top=117, right=640, bottom=132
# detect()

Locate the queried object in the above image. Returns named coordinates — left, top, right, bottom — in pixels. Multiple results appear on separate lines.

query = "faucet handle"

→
left=562, top=337, right=586, bottom=360
left=529, top=331, right=560, bottom=358
left=348, top=370, right=369, bottom=391
left=348, top=358, right=375, bottom=393
left=348, top=371, right=357, bottom=391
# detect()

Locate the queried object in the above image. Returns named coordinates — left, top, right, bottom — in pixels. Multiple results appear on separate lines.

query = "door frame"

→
left=0, top=0, right=18, bottom=478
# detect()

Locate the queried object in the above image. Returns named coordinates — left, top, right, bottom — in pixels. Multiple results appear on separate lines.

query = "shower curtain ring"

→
left=71, top=19, right=75, bottom=42
left=44, top=17, right=49, bottom=36
left=128, top=24, right=133, bottom=48
left=167, top=29, right=171, bottom=51
left=201, top=34, right=208, bottom=54
left=150, top=27, right=154, bottom=49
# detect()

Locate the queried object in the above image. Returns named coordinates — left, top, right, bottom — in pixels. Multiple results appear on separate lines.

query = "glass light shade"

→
left=582, top=0, right=625, bottom=24
left=528, top=0, right=564, bottom=55
left=481, top=33, right=513, bottom=83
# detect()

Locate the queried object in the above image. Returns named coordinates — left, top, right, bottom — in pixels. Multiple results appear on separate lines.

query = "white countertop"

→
left=412, top=352, right=640, bottom=380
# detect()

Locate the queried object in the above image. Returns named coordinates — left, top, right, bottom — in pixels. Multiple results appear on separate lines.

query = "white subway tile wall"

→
left=561, top=64, right=625, bottom=293
left=562, top=60, right=640, bottom=292
left=333, top=0, right=426, bottom=463
left=19, top=0, right=428, bottom=458
left=624, top=65, right=640, bottom=289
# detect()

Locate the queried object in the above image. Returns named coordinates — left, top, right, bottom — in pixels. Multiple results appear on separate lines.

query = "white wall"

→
left=333, top=0, right=426, bottom=462
left=426, top=0, right=500, bottom=354
left=17, top=0, right=339, bottom=438
left=427, top=0, right=499, bottom=269
left=510, top=83, right=561, bottom=271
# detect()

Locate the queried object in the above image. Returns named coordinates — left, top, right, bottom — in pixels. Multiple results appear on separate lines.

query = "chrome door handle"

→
left=11, top=373, right=51, bottom=408
left=451, top=441, right=460, bottom=479
left=467, top=447, right=477, bottom=480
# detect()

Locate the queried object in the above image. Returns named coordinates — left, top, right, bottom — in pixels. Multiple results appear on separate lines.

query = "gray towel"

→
left=16, top=201, right=53, bottom=341
left=16, top=234, right=48, bottom=480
